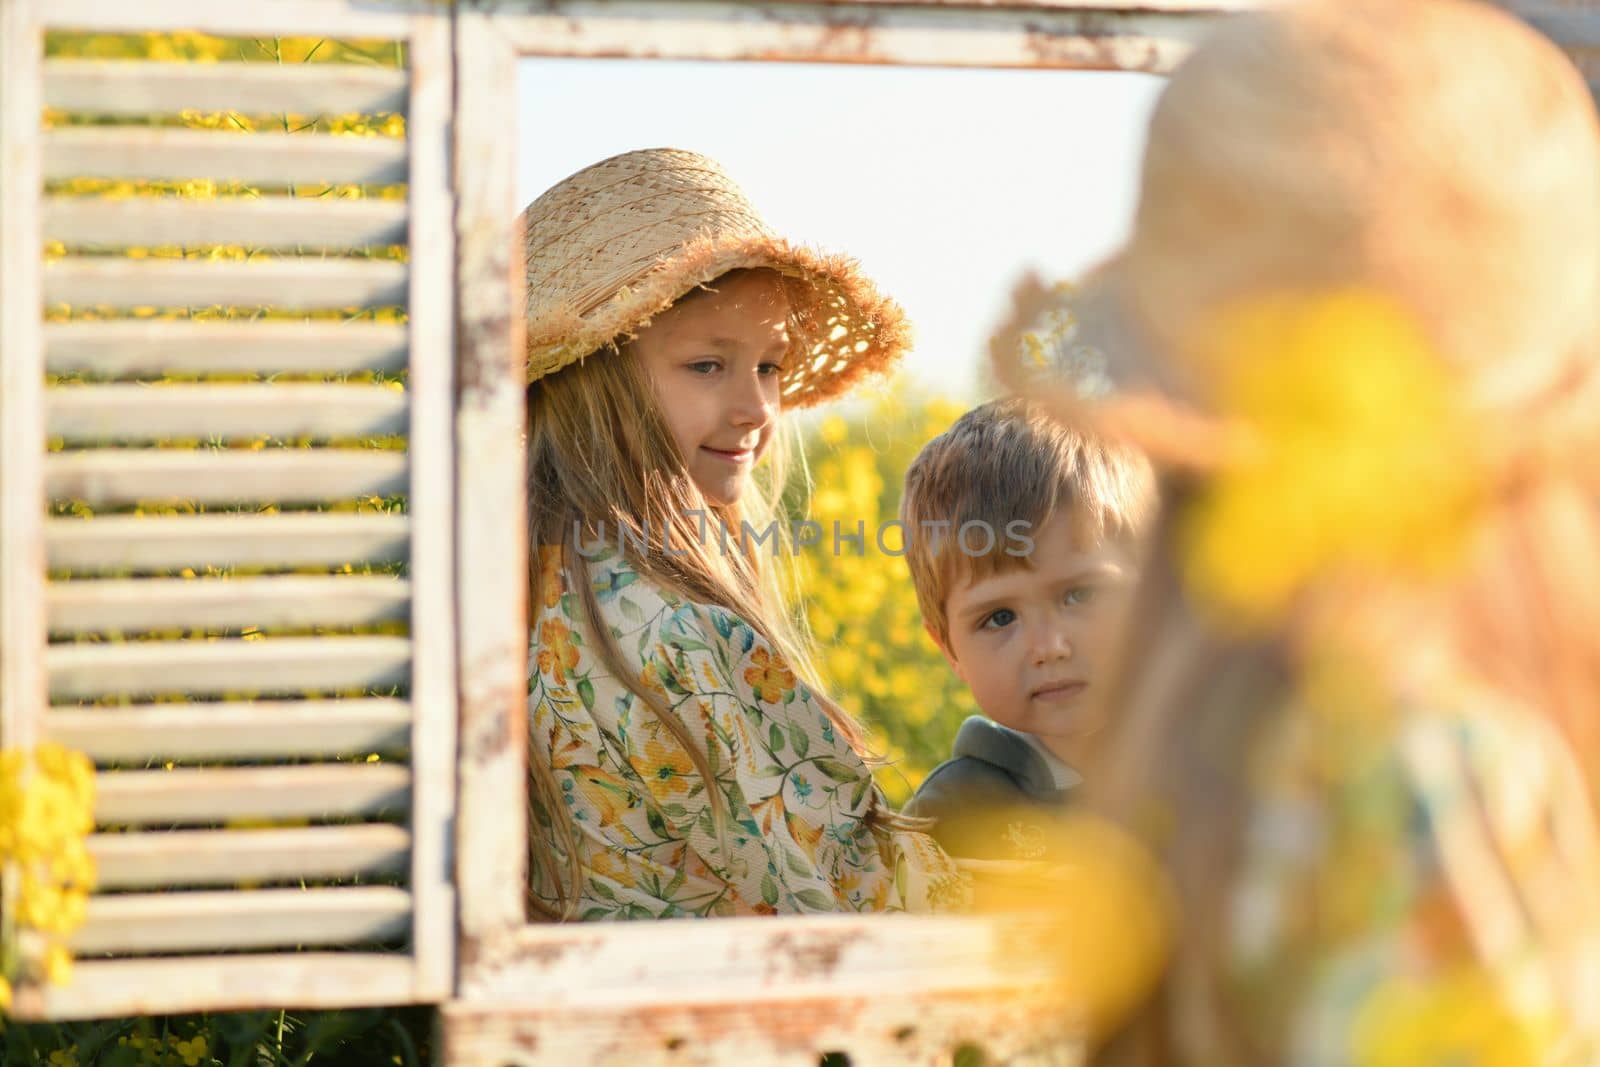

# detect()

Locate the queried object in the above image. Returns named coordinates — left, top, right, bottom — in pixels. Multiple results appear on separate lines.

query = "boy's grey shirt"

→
left=903, top=715, right=1082, bottom=860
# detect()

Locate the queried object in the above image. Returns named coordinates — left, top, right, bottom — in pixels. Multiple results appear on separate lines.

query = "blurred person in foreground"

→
left=989, top=0, right=1600, bottom=1062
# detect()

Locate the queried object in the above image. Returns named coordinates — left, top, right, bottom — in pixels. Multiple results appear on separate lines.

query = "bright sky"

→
left=517, top=59, right=1163, bottom=403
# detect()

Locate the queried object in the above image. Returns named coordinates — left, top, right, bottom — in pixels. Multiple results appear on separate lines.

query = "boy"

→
left=900, top=397, right=1153, bottom=860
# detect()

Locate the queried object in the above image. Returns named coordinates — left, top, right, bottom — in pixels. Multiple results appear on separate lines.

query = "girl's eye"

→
left=980, top=608, right=1016, bottom=630
left=687, top=360, right=720, bottom=375
left=1065, top=587, right=1097, bottom=607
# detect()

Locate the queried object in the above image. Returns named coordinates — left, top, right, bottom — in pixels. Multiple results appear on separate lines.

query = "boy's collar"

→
left=951, top=716, right=1082, bottom=800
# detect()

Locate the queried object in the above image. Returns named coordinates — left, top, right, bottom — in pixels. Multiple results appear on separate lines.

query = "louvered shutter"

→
left=1, top=0, right=455, bottom=1019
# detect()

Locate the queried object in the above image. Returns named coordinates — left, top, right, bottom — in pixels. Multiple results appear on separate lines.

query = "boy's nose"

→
left=1030, top=628, right=1073, bottom=666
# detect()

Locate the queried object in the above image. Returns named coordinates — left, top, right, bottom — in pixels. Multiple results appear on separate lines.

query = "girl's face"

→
left=629, top=270, right=790, bottom=506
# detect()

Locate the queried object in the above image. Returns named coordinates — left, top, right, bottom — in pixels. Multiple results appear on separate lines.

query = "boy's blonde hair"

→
left=900, top=397, right=1154, bottom=648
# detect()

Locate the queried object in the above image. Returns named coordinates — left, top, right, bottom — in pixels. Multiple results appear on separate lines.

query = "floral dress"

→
left=1129, top=681, right=1600, bottom=1066
left=528, top=543, right=970, bottom=920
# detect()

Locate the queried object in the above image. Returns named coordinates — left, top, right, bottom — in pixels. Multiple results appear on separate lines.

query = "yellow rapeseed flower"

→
left=1180, top=289, right=1486, bottom=627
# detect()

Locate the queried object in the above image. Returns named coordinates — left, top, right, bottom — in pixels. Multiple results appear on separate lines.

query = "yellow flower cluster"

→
left=1352, top=966, right=1559, bottom=1067
left=1180, top=289, right=1486, bottom=627
left=0, top=743, right=97, bottom=1009
left=117, top=1031, right=211, bottom=1067
left=790, top=385, right=980, bottom=804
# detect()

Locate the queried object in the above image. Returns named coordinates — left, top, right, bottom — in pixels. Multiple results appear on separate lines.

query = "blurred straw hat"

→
left=996, top=0, right=1600, bottom=470
left=520, top=147, right=909, bottom=408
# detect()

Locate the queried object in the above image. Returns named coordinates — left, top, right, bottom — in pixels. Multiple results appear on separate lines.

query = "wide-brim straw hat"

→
left=520, top=148, right=910, bottom=408
left=994, top=0, right=1600, bottom=474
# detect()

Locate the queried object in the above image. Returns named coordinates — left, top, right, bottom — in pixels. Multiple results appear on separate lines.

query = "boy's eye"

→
left=980, top=608, right=1016, bottom=630
left=1065, top=587, right=1096, bottom=607
left=758, top=361, right=785, bottom=377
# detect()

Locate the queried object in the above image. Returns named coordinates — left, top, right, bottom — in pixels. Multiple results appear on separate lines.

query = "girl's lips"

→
left=1030, top=681, right=1087, bottom=702
left=703, top=446, right=754, bottom=464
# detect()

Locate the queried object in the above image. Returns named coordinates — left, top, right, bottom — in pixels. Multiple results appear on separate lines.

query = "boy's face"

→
left=629, top=270, right=789, bottom=507
left=932, top=509, right=1138, bottom=744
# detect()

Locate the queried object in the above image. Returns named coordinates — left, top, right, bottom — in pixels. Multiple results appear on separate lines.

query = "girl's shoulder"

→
left=537, top=542, right=757, bottom=655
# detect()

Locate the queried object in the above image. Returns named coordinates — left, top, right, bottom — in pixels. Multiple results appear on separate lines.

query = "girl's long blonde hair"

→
left=524, top=273, right=881, bottom=919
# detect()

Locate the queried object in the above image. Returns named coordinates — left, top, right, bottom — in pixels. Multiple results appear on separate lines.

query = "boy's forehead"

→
left=945, top=523, right=1134, bottom=602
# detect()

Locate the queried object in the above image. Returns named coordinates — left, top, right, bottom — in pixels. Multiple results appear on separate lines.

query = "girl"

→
left=521, top=148, right=969, bottom=920
left=993, top=0, right=1600, bottom=1060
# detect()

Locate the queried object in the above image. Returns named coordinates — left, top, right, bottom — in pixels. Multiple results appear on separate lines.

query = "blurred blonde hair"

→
left=988, top=0, right=1600, bottom=1060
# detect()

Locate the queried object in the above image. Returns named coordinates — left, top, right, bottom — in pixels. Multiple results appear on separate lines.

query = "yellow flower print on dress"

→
left=538, top=544, right=566, bottom=609
left=572, top=765, right=635, bottom=828
left=1181, top=288, right=1486, bottom=627
left=744, top=647, right=796, bottom=704
left=630, top=734, right=695, bottom=801
left=537, top=617, right=581, bottom=686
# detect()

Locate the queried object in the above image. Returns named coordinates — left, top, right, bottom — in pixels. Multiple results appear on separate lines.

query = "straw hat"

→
left=520, top=148, right=910, bottom=408
left=995, top=0, right=1600, bottom=470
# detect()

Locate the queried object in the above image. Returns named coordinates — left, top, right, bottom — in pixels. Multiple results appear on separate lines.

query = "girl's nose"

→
left=730, top=373, right=778, bottom=428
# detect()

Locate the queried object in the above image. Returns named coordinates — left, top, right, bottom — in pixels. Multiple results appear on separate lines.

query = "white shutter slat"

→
left=45, top=320, right=408, bottom=377
left=44, top=259, right=408, bottom=311
left=47, top=636, right=411, bottom=700
left=44, top=196, right=408, bottom=252
left=94, top=764, right=411, bottom=825
left=45, top=699, right=411, bottom=760
left=47, top=514, right=409, bottom=573
left=49, top=384, right=408, bottom=441
left=89, top=825, right=411, bottom=889
left=28, top=954, right=418, bottom=1020
left=45, top=451, right=408, bottom=506
left=72, top=887, right=412, bottom=954
left=44, top=59, right=409, bottom=118
left=43, top=127, right=408, bottom=185
left=47, top=576, right=411, bottom=634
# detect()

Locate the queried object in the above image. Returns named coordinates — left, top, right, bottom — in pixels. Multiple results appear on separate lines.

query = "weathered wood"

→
left=440, top=989, right=1082, bottom=1067
left=45, top=320, right=409, bottom=377
left=501, top=0, right=1215, bottom=73
left=94, top=763, right=411, bottom=824
left=453, top=9, right=530, bottom=948
left=15, top=952, right=417, bottom=1021
left=47, top=635, right=411, bottom=700
left=0, top=0, right=48, bottom=994
left=45, top=450, right=408, bottom=506
left=44, top=59, right=408, bottom=119
left=448, top=915, right=1080, bottom=1066
left=33, top=0, right=426, bottom=37
left=46, top=513, right=410, bottom=573
left=49, top=383, right=408, bottom=441
left=1, top=0, right=46, bottom=755
left=43, top=127, right=409, bottom=186
left=46, top=575, right=411, bottom=634
left=404, top=9, right=459, bottom=1003
left=44, top=258, right=408, bottom=311
left=88, top=824, right=411, bottom=889
left=44, top=698, right=412, bottom=760
left=44, top=196, right=408, bottom=252
left=72, top=886, right=412, bottom=954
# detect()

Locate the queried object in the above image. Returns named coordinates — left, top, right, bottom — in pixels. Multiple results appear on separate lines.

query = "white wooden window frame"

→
left=445, top=2, right=1243, bottom=1063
